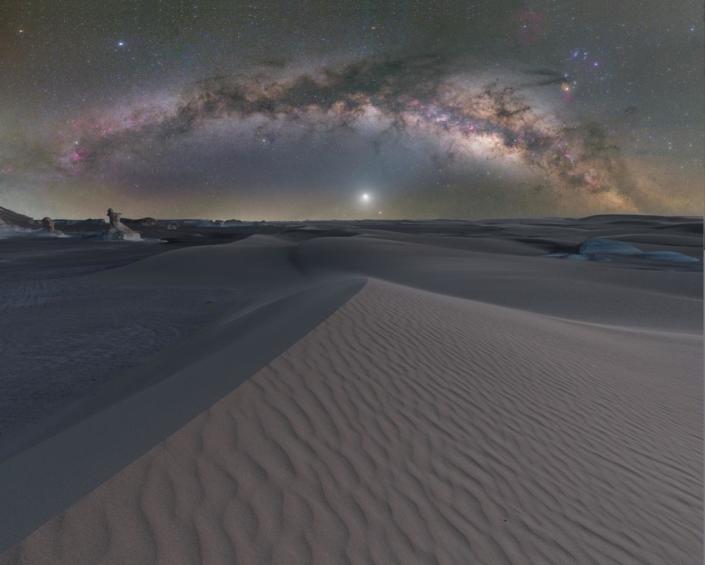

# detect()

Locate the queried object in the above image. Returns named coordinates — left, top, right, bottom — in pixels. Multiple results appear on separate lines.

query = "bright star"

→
left=117, top=40, right=126, bottom=47
left=360, top=192, right=372, bottom=204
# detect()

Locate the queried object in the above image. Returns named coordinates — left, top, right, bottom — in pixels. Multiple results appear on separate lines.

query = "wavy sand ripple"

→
left=2, top=279, right=701, bottom=564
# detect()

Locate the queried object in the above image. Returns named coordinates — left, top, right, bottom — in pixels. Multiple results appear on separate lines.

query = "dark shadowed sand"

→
left=0, top=215, right=701, bottom=564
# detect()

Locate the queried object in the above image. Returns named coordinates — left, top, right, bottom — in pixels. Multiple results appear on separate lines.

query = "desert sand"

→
left=0, top=215, right=701, bottom=564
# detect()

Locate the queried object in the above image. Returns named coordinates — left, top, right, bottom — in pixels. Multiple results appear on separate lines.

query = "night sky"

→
left=1, top=1, right=702, bottom=220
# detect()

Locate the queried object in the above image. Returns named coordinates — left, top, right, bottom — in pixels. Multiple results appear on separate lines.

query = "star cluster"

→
left=0, top=1, right=702, bottom=219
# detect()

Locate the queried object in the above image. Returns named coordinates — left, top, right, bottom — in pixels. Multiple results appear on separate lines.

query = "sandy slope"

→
left=0, top=235, right=346, bottom=456
left=2, top=220, right=700, bottom=450
left=2, top=279, right=700, bottom=565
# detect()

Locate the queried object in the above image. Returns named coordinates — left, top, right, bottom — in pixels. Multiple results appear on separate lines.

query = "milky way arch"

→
left=59, top=55, right=639, bottom=210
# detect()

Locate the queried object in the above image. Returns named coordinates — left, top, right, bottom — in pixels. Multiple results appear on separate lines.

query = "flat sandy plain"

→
left=0, top=215, right=701, bottom=564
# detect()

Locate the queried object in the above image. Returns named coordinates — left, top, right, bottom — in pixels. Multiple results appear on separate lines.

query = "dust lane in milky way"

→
left=0, top=1, right=702, bottom=219
left=56, top=57, right=641, bottom=210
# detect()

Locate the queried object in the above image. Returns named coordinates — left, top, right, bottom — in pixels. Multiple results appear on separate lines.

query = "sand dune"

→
left=1, top=219, right=699, bottom=452
left=0, top=218, right=701, bottom=564
left=0, top=236, right=349, bottom=456
left=296, top=235, right=702, bottom=332
left=2, top=279, right=700, bottom=564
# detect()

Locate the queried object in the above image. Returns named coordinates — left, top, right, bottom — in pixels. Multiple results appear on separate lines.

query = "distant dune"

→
left=0, top=207, right=34, bottom=228
left=0, top=217, right=701, bottom=564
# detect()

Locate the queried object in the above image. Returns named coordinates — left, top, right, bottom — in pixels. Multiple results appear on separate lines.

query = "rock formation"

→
left=104, top=208, right=141, bottom=241
left=0, top=206, right=34, bottom=229
left=41, top=217, right=56, bottom=233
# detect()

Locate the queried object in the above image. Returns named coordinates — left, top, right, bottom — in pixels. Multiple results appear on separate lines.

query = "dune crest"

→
left=2, top=279, right=700, bottom=565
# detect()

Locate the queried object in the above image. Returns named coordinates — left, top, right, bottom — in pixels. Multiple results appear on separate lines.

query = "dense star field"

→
left=0, top=1, right=702, bottom=219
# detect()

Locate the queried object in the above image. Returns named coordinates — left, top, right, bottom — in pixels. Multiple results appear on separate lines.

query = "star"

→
left=2, top=0, right=700, bottom=220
